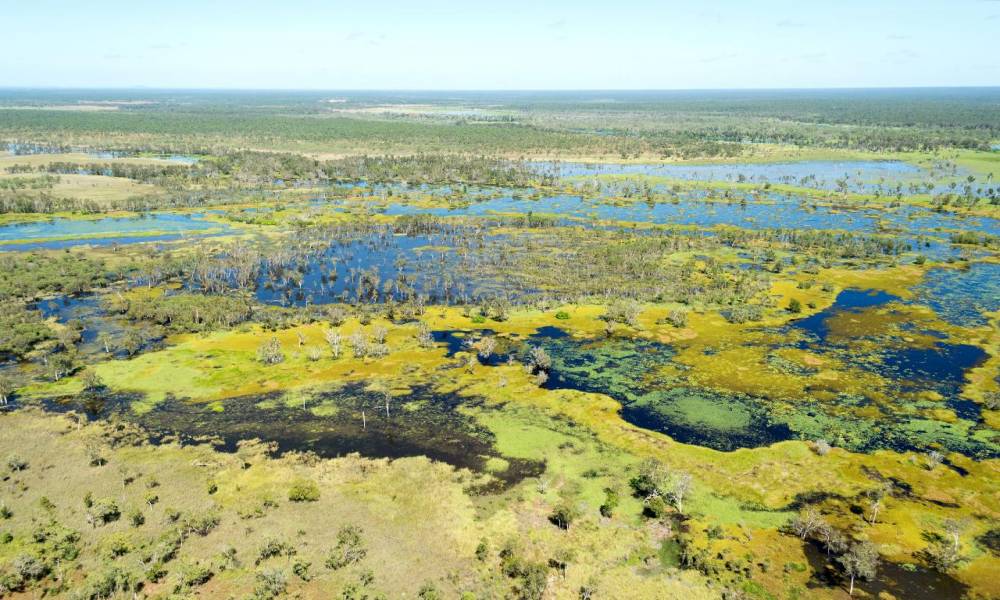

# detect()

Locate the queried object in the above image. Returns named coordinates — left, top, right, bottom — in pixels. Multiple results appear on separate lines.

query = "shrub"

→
left=666, top=309, right=688, bottom=328
left=257, top=337, right=285, bottom=365
left=787, top=298, right=802, bottom=313
left=600, top=487, right=620, bottom=518
left=257, top=538, right=296, bottom=564
left=87, top=498, right=121, bottom=526
left=6, top=454, right=28, bottom=472
left=549, top=501, right=580, bottom=530
left=288, top=479, right=320, bottom=502
left=325, top=525, right=366, bottom=570
left=554, top=310, right=570, bottom=320
left=725, top=304, right=763, bottom=324
left=253, top=568, right=287, bottom=600
left=129, top=509, right=145, bottom=528
left=604, top=299, right=641, bottom=327
left=182, top=512, right=220, bottom=537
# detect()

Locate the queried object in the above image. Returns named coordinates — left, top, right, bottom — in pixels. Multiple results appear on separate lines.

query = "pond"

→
left=0, top=213, right=230, bottom=251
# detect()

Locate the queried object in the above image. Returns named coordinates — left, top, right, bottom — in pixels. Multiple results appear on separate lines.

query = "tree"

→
left=324, top=329, right=342, bottom=358
left=817, top=523, right=847, bottom=556
left=866, top=482, right=892, bottom=525
left=790, top=507, right=825, bottom=540
left=122, top=331, right=143, bottom=357
left=257, top=337, right=284, bottom=365
left=838, top=541, right=878, bottom=596
left=923, top=519, right=968, bottom=572
left=668, top=472, right=693, bottom=514
left=0, top=376, right=13, bottom=405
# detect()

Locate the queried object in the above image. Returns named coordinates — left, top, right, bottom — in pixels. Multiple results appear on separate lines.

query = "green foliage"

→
left=86, top=498, right=121, bottom=526
left=257, top=537, right=296, bottom=565
left=287, top=478, right=320, bottom=502
left=326, top=526, right=366, bottom=570
left=600, top=487, right=620, bottom=518
left=257, top=336, right=285, bottom=365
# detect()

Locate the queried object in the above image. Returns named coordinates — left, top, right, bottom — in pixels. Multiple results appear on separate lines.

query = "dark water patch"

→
left=440, top=327, right=797, bottom=451
left=978, top=529, right=1000, bottom=557
left=802, top=539, right=970, bottom=600
left=790, top=288, right=899, bottom=343
left=38, top=384, right=544, bottom=489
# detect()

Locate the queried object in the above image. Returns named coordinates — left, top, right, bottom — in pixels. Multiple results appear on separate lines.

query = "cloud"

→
left=886, top=34, right=910, bottom=40
left=546, top=19, right=567, bottom=29
left=776, top=19, right=805, bottom=28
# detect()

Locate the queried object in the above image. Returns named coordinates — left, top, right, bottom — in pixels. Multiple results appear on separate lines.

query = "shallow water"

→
left=383, top=192, right=998, bottom=254
left=910, top=262, right=1000, bottom=328
left=801, top=539, right=969, bottom=599
left=32, top=293, right=161, bottom=359
left=531, top=160, right=924, bottom=190
left=41, top=384, right=544, bottom=488
left=437, top=322, right=995, bottom=456
left=0, top=213, right=229, bottom=250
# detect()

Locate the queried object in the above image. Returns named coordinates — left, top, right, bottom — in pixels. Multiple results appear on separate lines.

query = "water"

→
left=531, top=160, right=924, bottom=191
left=783, top=287, right=993, bottom=456
left=3, top=142, right=198, bottom=164
left=32, top=293, right=161, bottom=359
left=909, top=263, right=1000, bottom=328
left=435, top=321, right=995, bottom=456
left=40, top=384, right=544, bottom=489
left=0, top=213, right=229, bottom=251
left=383, top=192, right=999, bottom=250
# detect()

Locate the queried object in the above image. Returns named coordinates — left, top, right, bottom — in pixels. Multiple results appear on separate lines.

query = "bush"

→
left=288, top=478, right=320, bottom=502
left=725, top=304, right=763, bottom=324
left=666, top=309, right=688, bottom=328
left=257, top=337, right=285, bottom=365
left=6, top=454, right=28, bottom=472
left=129, top=509, right=145, bottom=528
left=787, top=298, right=802, bottom=313
left=257, top=538, right=296, bottom=564
left=549, top=501, right=580, bottom=529
left=182, top=512, right=220, bottom=537
left=87, top=498, right=121, bottom=526
left=253, top=568, right=287, bottom=600
left=554, top=311, right=570, bottom=320
left=325, top=525, right=366, bottom=570
left=603, top=300, right=641, bottom=327
left=600, top=487, right=620, bottom=518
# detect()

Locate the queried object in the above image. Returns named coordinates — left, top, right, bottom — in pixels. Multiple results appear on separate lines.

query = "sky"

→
left=3, top=0, right=999, bottom=90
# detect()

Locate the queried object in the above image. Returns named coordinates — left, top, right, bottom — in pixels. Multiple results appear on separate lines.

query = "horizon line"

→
left=2, top=85, right=1000, bottom=93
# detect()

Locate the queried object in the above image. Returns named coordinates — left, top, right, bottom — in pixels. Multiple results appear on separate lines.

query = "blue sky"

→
left=3, top=0, right=999, bottom=89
